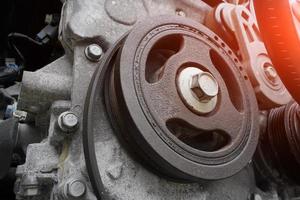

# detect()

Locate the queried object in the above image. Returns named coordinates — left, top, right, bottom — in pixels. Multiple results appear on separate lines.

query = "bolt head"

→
left=190, top=72, right=219, bottom=101
left=177, top=67, right=219, bottom=114
left=264, top=65, right=277, bottom=81
left=58, top=112, right=79, bottom=132
left=67, top=180, right=86, bottom=198
left=85, top=44, right=103, bottom=62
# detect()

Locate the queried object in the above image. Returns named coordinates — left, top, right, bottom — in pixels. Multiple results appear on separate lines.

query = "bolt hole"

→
left=146, top=34, right=183, bottom=83
left=166, top=118, right=230, bottom=152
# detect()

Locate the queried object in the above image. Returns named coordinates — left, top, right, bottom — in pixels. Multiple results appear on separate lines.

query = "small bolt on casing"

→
left=85, top=44, right=103, bottom=62
left=58, top=111, right=79, bottom=132
left=65, top=179, right=86, bottom=198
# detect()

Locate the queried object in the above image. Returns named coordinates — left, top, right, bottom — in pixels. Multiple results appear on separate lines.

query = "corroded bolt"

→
left=264, top=65, right=277, bottom=81
left=58, top=112, right=79, bottom=132
left=190, top=72, right=219, bottom=102
left=66, top=179, right=86, bottom=198
left=85, top=44, right=103, bottom=62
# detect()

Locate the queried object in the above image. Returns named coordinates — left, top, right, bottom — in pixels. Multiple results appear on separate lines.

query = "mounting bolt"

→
left=85, top=44, right=103, bottom=62
left=190, top=72, right=219, bottom=102
left=66, top=179, right=86, bottom=198
left=264, top=65, right=277, bottom=81
left=58, top=112, right=79, bottom=132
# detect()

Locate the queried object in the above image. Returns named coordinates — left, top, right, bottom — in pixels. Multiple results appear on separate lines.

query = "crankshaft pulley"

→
left=104, top=16, right=260, bottom=181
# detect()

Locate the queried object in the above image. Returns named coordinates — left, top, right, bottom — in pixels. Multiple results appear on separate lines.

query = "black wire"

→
left=7, top=32, right=43, bottom=67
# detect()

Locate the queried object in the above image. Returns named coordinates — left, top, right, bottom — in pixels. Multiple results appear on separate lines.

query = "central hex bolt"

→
left=85, top=44, right=103, bottom=62
left=58, top=112, right=79, bottom=132
left=190, top=72, right=219, bottom=102
left=177, top=67, right=219, bottom=114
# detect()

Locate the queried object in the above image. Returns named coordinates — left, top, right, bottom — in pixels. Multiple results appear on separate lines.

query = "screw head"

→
left=264, top=65, right=277, bottom=81
left=66, top=180, right=86, bottom=198
left=58, top=112, right=79, bottom=132
left=85, top=44, right=103, bottom=62
left=190, top=72, right=219, bottom=102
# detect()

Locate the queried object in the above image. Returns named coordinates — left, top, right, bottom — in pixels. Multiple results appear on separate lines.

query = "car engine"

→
left=0, top=0, right=300, bottom=199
